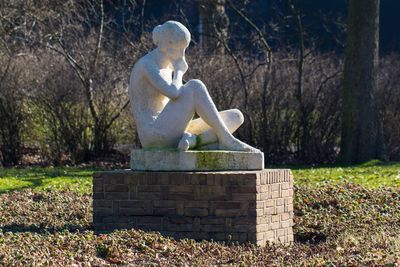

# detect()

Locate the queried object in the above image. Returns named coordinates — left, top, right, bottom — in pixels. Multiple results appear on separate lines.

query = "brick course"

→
left=93, top=169, right=294, bottom=246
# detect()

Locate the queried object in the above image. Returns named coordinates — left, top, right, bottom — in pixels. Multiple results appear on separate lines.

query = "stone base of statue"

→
left=131, top=149, right=264, bottom=171
left=93, top=169, right=294, bottom=246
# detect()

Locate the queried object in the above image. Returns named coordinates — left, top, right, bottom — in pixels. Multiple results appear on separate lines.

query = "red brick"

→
left=93, top=192, right=104, bottom=200
left=136, top=192, right=161, bottom=200
left=105, top=185, right=129, bottom=192
left=271, top=184, right=280, bottom=192
left=166, top=192, right=195, bottom=201
left=137, top=216, right=162, bottom=224
left=206, top=176, right=215, bottom=185
left=153, top=208, right=176, bottom=215
left=105, top=192, right=129, bottom=200
left=187, top=174, right=199, bottom=185
left=276, top=205, right=285, bottom=214
left=93, top=173, right=103, bottom=179
left=265, top=199, right=274, bottom=207
left=270, top=222, right=280, bottom=230
left=169, top=215, right=193, bottom=224
left=198, top=186, right=227, bottom=201
left=169, top=185, right=193, bottom=193
left=230, top=186, right=257, bottom=193
left=93, top=183, right=103, bottom=192
left=234, top=217, right=255, bottom=225
left=257, top=224, right=268, bottom=232
left=281, top=182, right=290, bottom=190
left=281, top=212, right=290, bottom=221
left=271, top=215, right=280, bottom=222
left=137, top=185, right=161, bottom=192
left=135, top=223, right=162, bottom=231
left=168, top=224, right=194, bottom=232
left=93, top=200, right=112, bottom=208
left=185, top=207, right=208, bottom=217
left=233, top=224, right=256, bottom=232
left=104, top=174, right=125, bottom=184
left=281, top=220, right=290, bottom=228
left=198, top=174, right=207, bottom=185
left=232, top=193, right=256, bottom=201
left=119, top=208, right=146, bottom=216
left=169, top=174, right=186, bottom=185
left=184, top=201, right=209, bottom=208
left=215, top=209, right=243, bottom=217
left=93, top=208, right=113, bottom=216
left=264, top=207, right=275, bottom=215
left=201, top=224, right=225, bottom=232
left=271, top=190, right=280, bottom=199
left=211, top=201, right=242, bottom=209
left=281, top=189, right=290, bottom=197
left=119, top=200, right=145, bottom=208
left=260, top=173, right=267, bottom=185
left=93, top=169, right=294, bottom=246
left=276, top=198, right=284, bottom=206
left=200, top=217, right=225, bottom=225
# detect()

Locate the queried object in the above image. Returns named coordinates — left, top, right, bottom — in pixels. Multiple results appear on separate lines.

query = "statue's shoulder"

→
left=133, top=53, right=157, bottom=73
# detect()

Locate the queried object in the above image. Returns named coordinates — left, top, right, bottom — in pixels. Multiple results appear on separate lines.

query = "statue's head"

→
left=152, top=21, right=191, bottom=61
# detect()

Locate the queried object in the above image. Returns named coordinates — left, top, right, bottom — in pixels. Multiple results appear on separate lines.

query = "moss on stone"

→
left=195, top=151, right=222, bottom=169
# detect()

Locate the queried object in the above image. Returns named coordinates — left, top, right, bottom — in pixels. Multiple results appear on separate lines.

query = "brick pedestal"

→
left=93, top=170, right=294, bottom=246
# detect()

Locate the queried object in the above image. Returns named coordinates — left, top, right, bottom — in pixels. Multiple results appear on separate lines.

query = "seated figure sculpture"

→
left=129, top=21, right=259, bottom=153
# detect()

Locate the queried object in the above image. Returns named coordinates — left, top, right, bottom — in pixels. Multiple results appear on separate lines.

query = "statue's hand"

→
left=172, top=58, right=188, bottom=76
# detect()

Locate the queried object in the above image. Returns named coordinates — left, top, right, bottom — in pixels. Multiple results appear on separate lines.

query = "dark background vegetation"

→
left=0, top=0, right=399, bottom=166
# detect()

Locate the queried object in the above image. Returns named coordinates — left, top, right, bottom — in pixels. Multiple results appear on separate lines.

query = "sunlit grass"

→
left=0, top=160, right=399, bottom=194
left=0, top=167, right=95, bottom=194
left=291, top=160, right=400, bottom=188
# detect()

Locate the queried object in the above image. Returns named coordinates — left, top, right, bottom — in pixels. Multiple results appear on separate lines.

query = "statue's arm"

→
left=144, top=63, right=180, bottom=99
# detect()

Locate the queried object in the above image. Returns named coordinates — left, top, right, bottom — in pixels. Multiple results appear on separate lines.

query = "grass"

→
left=1, top=160, right=399, bottom=194
left=290, top=160, right=400, bottom=188
left=0, top=167, right=95, bottom=194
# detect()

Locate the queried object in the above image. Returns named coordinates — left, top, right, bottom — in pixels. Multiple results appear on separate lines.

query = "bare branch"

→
left=226, top=0, right=272, bottom=68
left=105, top=99, right=130, bottom=131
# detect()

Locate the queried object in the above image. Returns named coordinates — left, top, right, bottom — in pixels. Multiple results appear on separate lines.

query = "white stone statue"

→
left=129, top=21, right=260, bottom=153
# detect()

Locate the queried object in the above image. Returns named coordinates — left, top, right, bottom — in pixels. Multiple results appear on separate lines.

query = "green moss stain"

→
left=196, top=135, right=204, bottom=147
left=195, top=151, right=222, bottom=169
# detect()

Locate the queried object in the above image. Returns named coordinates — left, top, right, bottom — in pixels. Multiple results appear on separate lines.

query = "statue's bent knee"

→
left=231, top=109, right=245, bottom=125
left=186, top=79, right=206, bottom=91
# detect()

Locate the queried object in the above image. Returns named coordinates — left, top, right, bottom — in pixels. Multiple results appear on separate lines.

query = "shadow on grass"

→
left=0, top=177, right=45, bottom=195
left=0, top=223, right=93, bottom=234
left=0, top=167, right=96, bottom=194
left=294, top=231, right=327, bottom=245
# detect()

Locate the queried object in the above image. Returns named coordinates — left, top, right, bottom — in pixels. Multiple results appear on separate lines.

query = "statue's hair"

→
left=152, top=21, right=191, bottom=48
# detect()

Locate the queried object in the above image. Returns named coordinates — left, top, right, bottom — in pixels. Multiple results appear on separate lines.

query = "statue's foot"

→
left=178, top=132, right=197, bottom=151
left=219, top=136, right=261, bottom=153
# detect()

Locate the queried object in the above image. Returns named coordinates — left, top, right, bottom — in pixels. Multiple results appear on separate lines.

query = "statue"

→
left=129, top=21, right=259, bottom=153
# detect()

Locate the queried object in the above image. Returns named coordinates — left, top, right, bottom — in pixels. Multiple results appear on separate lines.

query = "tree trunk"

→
left=340, top=0, right=385, bottom=164
left=198, top=0, right=229, bottom=54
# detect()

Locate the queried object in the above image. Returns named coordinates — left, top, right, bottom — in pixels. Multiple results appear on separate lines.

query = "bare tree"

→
left=0, top=57, right=25, bottom=166
left=197, top=0, right=229, bottom=54
left=39, top=0, right=132, bottom=155
left=340, top=0, right=385, bottom=164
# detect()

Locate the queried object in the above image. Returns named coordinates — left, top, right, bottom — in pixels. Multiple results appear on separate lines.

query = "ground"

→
left=0, top=162, right=399, bottom=266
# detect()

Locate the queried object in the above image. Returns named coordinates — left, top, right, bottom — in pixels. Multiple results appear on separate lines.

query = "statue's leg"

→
left=152, top=84, right=196, bottom=148
left=187, top=109, right=244, bottom=134
left=186, top=109, right=244, bottom=147
left=156, top=79, right=259, bottom=152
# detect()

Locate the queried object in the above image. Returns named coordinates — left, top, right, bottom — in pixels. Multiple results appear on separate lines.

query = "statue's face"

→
left=159, top=41, right=186, bottom=62
left=166, top=45, right=186, bottom=62
left=153, top=21, right=190, bottom=64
